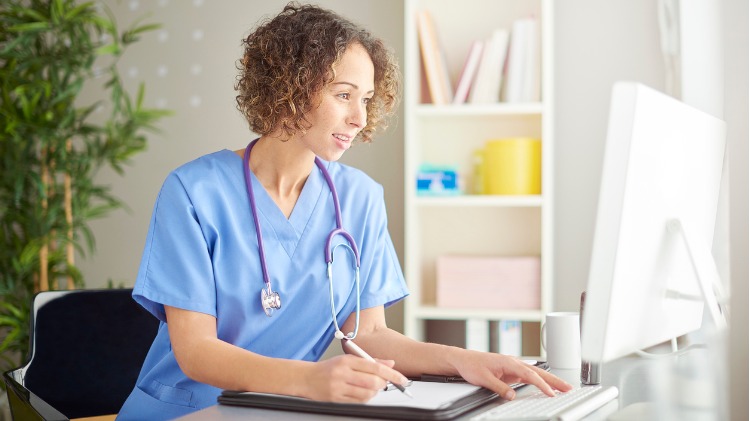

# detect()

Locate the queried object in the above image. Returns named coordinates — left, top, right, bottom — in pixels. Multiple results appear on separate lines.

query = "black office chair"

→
left=3, top=289, right=159, bottom=420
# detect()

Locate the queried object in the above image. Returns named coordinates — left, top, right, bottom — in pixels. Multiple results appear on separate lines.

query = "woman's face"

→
left=298, top=43, right=375, bottom=162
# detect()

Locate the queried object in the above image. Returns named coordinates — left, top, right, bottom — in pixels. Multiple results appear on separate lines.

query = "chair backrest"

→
left=6, top=288, right=159, bottom=419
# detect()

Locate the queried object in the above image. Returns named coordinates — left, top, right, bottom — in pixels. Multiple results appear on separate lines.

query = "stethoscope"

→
left=242, top=139, right=361, bottom=340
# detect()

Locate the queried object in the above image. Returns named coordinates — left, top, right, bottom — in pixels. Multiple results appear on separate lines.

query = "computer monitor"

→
left=580, top=82, right=727, bottom=365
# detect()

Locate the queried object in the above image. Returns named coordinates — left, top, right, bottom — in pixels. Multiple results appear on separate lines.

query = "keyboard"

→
left=470, top=385, right=619, bottom=421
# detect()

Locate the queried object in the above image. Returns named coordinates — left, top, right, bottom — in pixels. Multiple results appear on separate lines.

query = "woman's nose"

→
left=349, top=102, right=367, bottom=128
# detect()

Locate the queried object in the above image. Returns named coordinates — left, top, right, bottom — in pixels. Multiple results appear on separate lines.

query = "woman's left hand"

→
left=451, top=350, right=573, bottom=400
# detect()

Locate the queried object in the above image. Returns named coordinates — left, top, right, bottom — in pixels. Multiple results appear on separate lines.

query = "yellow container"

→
left=471, top=149, right=485, bottom=194
left=483, top=138, right=541, bottom=195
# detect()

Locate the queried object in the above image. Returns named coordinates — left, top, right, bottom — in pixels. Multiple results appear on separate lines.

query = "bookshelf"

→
left=403, top=0, right=554, bottom=357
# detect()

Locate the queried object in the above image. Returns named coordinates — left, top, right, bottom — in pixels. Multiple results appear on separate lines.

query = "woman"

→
left=117, top=3, right=571, bottom=419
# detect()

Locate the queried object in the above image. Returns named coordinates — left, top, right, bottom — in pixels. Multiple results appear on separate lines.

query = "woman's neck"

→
left=239, top=136, right=316, bottom=218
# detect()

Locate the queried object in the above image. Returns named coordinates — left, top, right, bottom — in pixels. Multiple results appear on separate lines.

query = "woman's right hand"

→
left=302, top=355, right=408, bottom=402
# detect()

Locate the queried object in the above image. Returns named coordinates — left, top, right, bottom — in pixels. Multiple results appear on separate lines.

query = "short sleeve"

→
left=356, top=185, right=409, bottom=310
left=132, top=173, right=217, bottom=322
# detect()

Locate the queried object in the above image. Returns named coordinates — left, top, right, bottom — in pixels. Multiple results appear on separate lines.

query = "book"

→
left=452, top=40, right=483, bottom=104
left=521, top=16, right=541, bottom=102
left=469, top=29, right=509, bottom=104
left=465, top=318, right=490, bottom=352
left=503, top=19, right=527, bottom=103
left=416, top=9, right=453, bottom=105
left=498, top=320, right=523, bottom=356
left=503, top=17, right=540, bottom=103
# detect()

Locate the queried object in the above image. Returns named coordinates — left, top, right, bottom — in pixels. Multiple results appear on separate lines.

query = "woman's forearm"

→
left=174, top=335, right=313, bottom=397
left=348, top=325, right=463, bottom=377
left=166, top=305, right=315, bottom=398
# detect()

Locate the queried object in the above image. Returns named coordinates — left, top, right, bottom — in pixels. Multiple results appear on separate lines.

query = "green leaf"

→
left=7, top=22, right=50, bottom=33
left=0, top=302, right=23, bottom=320
left=121, top=22, right=161, bottom=44
left=0, top=329, right=21, bottom=351
left=0, top=317, right=21, bottom=328
left=96, top=43, right=120, bottom=56
left=51, top=0, right=65, bottom=25
left=64, top=2, right=95, bottom=20
left=0, top=36, right=26, bottom=55
left=15, top=8, right=49, bottom=23
left=135, top=83, right=145, bottom=109
left=90, top=15, right=114, bottom=33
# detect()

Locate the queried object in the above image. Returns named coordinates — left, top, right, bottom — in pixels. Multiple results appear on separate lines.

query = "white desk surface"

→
left=176, top=347, right=723, bottom=421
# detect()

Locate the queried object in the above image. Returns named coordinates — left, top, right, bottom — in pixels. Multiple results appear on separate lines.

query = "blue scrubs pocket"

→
left=140, top=379, right=195, bottom=408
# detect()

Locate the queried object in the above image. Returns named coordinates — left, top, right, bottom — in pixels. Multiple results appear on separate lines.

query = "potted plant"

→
left=0, top=0, right=170, bottom=374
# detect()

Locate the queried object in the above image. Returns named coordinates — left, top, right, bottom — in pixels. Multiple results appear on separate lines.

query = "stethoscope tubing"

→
left=243, top=141, right=273, bottom=295
left=243, top=139, right=361, bottom=338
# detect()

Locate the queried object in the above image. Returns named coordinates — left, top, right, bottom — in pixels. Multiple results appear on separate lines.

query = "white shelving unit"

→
left=403, top=0, right=554, bottom=356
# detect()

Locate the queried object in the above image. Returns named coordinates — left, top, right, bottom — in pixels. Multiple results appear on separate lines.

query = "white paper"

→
left=367, top=381, right=482, bottom=410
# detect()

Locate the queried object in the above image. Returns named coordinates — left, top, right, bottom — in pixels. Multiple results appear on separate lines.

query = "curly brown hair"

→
left=235, top=2, right=400, bottom=143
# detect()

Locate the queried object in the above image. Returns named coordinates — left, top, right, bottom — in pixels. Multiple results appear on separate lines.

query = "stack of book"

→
left=465, top=319, right=523, bottom=356
left=417, top=10, right=541, bottom=105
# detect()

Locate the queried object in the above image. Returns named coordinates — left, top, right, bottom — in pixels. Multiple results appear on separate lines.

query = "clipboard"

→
left=218, top=381, right=498, bottom=420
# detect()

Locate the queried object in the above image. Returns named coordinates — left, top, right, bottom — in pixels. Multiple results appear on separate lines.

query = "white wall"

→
left=79, top=0, right=746, bottom=416
left=722, top=1, right=749, bottom=418
left=554, top=0, right=666, bottom=311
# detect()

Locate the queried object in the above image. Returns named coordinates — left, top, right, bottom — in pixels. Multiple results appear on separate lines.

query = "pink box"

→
left=436, top=255, right=541, bottom=309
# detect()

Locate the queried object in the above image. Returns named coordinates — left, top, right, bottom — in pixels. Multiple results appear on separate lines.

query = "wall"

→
left=722, top=1, right=749, bottom=418
left=554, top=0, right=666, bottom=311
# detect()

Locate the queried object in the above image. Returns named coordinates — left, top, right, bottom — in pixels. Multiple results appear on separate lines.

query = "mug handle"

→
left=540, top=323, right=547, bottom=351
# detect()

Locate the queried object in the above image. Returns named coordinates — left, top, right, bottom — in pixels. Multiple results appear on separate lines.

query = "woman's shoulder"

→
left=161, top=149, right=241, bottom=193
left=172, top=149, right=239, bottom=177
left=325, top=161, right=383, bottom=196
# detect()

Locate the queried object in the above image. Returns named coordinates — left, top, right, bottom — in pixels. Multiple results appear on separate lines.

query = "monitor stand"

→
left=636, top=219, right=729, bottom=358
left=667, top=219, right=728, bottom=330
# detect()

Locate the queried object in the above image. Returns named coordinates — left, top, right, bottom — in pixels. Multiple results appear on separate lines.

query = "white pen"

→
left=338, top=333, right=413, bottom=398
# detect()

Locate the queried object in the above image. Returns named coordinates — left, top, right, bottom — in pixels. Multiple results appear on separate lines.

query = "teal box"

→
left=416, top=164, right=460, bottom=196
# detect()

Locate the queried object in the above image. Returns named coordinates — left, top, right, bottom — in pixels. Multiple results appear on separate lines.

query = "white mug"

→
left=541, top=312, right=581, bottom=369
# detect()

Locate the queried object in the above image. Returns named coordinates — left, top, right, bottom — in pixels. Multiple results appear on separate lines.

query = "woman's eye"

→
left=338, top=93, right=350, bottom=100
left=363, top=97, right=372, bottom=105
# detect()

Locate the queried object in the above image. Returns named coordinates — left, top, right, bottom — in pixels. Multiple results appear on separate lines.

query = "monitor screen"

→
left=580, top=82, right=726, bottom=364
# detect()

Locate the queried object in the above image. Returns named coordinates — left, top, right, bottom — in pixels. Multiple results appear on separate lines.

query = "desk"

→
left=177, top=347, right=724, bottom=420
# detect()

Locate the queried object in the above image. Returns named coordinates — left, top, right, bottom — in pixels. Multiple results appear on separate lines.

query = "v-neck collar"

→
left=230, top=149, right=327, bottom=259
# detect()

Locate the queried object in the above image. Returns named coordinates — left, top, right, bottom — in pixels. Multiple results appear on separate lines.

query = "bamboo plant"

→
left=0, top=0, right=170, bottom=372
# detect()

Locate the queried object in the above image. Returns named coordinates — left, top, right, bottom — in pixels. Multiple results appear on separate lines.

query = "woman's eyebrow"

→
left=332, top=81, right=375, bottom=94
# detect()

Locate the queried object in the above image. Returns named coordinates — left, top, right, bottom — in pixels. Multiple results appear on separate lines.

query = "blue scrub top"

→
left=117, top=149, right=409, bottom=420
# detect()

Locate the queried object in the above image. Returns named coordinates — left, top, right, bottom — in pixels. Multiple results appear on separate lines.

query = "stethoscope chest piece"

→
left=260, top=287, right=281, bottom=317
